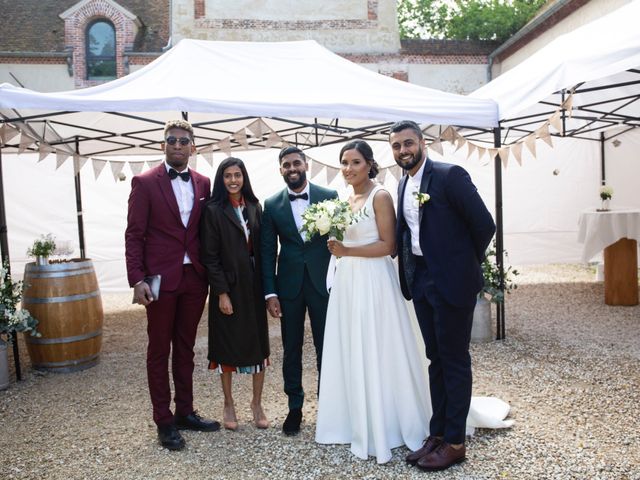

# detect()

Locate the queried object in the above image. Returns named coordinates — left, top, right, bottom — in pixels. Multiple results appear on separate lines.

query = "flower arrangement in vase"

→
left=26, top=234, right=56, bottom=265
left=480, top=241, right=519, bottom=304
left=598, top=185, right=613, bottom=211
left=0, top=261, right=40, bottom=344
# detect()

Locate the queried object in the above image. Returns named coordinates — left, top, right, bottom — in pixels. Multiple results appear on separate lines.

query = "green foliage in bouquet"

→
left=26, top=233, right=56, bottom=258
left=0, top=262, right=39, bottom=342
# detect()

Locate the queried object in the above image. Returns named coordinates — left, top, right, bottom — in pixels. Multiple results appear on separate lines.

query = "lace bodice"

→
left=343, top=185, right=384, bottom=247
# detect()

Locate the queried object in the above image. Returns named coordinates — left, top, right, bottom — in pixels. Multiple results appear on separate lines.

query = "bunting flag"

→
left=72, top=154, right=88, bottom=174
left=265, top=131, right=281, bottom=148
left=92, top=158, right=108, bottom=179
left=56, top=151, right=70, bottom=169
left=429, top=139, right=443, bottom=156
left=388, top=165, right=402, bottom=181
left=310, top=159, right=324, bottom=177
left=129, top=161, right=145, bottom=176
left=497, top=147, right=510, bottom=168
left=199, top=145, right=214, bottom=166
left=466, top=142, right=477, bottom=161
left=188, top=156, right=197, bottom=169
left=218, top=137, right=232, bottom=156
left=511, top=142, right=524, bottom=166
left=440, top=126, right=456, bottom=142
left=110, top=160, right=125, bottom=182
left=562, top=94, right=574, bottom=115
left=549, top=110, right=562, bottom=132
left=477, top=147, right=487, bottom=162
left=326, top=166, right=340, bottom=184
left=38, top=143, right=55, bottom=162
left=454, top=136, right=467, bottom=154
left=536, top=123, right=553, bottom=147
left=246, top=119, right=265, bottom=139
left=488, top=148, right=498, bottom=162
left=232, top=129, right=249, bottom=149
left=378, top=168, right=387, bottom=183
left=311, top=165, right=326, bottom=182
left=0, top=123, right=20, bottom=145
left=18, top=133, right=36, bottom=154
left=146, top=159, right=163, bottom=169
left=524, top=133, right=537, bottom=157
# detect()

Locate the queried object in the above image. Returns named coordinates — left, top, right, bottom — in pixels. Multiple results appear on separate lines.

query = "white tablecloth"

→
left=577, top=208, right=640, bottom=263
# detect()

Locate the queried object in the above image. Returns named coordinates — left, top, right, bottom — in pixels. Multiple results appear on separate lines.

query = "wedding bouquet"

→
left=0, top=262, right=39, bottom=342
left=300, top=199, right=365, bottom=242
left=599, top=185, right=613, bottom=200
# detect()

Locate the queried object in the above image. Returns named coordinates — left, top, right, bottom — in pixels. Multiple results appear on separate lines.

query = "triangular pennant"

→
left=18, top=133, right=36, bottom=154
left=199, top=145, right=214, bottom=166
left=265, top=131, right=281, bottom=148
left=56, top=151, right=70, bottom=169
left=561, top=95, right=573, bottom=114
left=536, top=123, right=553, bottom=147
left=38, top=143, right=54, bottom=162
left=246, top=119, right=265, bottom=138
left=524, top=134, right=537, bottom=157
left=92, top=158, right=107, bottom=179
left=0, top=123, right=20, bottom=145
left=454, top=136, right=467, bottom=154
left=146, top=159, right=163, bottom=169
left=218, top=137, right=232, bottom=156
left=232, top=129, right=248, bottom=149
left=549, top=110, right=562, bottom=132
left=326, top=166, right=339, bottom=184
left=310, top=159, right=324, bottom=177
left=511, top=142, right=523, bottom=166
left=188, top=155, right=197, bottom=169
left=498, top=147, right=510, bottom=168
left=129, top=161, right=144, bottom=176
left=466, top=142, right=477, bottom=161
left=378, top=168, right=387, bottom=183
left=110, top=160, right=125, bottom=182
left=72, top=154, right=88, bottom=174
left=389, top=165, right=402, bottom=181
left=477, top=147, right=487, bottom=162
left=440, top=126, right=456, bottom=143
left=488, top=148, right=499, bottom=161
left=429, top=139, right=443, bottom=156
left=310, top=165, right=325, bottom=182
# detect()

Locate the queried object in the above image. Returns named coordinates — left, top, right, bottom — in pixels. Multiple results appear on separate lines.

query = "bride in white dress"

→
left=315, top=140, right=512, bottom=465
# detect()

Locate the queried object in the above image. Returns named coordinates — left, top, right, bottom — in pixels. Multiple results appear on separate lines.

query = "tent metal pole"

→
left=74, top=137, right=86, bottom=259
left=0, top=145, right=22, bottom=380
left=600, top=132, right=606, bottom=184
left=493, top=127, right=506, bottom=340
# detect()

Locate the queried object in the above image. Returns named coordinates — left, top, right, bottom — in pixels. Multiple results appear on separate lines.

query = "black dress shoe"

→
left=282, top=408, right=302, bottom=436
left=157, top=424, right=185, bottom=451
left=174, top=411, right=221, bottom=432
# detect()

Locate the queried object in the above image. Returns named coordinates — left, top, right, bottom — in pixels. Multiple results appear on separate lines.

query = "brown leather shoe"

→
left=417, top=442, right=466, bottom=471
left=406, top=436, right=443, bottom=465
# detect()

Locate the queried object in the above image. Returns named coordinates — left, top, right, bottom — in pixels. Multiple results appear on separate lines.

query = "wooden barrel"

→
left=21, top=259, right=103, bottom=373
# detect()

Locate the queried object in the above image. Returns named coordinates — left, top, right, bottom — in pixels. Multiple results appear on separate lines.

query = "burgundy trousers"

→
left=145, top=265, right=208, bottom=426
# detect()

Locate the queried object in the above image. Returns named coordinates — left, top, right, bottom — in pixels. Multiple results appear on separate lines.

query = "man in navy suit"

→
left=391, top=120, right=495, bottom=471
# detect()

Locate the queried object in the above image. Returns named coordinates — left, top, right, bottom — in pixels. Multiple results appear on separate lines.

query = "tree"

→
left=397, top=0, right=547, bottom=42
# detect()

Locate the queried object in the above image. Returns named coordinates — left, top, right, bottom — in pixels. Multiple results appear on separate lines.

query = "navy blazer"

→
left=396, top=158, right=496, bottom=308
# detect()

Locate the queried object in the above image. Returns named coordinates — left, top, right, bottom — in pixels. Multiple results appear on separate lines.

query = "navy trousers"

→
left=411, top=259, right=474, bottom=444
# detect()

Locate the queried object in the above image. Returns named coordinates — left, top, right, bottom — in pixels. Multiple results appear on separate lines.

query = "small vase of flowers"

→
left=599, top=185, right=613, bottom=211
left=26, top=234, right=56, bottom=266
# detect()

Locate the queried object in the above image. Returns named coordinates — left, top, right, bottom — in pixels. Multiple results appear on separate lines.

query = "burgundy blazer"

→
left=125, top=164, right=211, bottom=291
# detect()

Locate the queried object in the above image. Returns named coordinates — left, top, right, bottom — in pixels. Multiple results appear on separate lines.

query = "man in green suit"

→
left=261, top=146, right=338, bottom=436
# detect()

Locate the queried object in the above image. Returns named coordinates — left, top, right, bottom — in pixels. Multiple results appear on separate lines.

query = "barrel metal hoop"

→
left=25, top=268, right=96, bottom=279
left=23, top=290, right=100, bottom=304
left=32, top=353, right=100, bottom=369
left=25, top=260, right=95, bottom=273
left=27, top=329, right=102, bottom=345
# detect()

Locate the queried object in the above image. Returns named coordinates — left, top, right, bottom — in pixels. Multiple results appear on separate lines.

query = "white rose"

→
left=316, top=214, right=331, bottom=235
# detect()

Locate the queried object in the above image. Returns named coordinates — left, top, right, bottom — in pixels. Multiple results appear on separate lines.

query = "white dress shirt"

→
left=165, top=162, right=194, bottom=264
left=402, top=159, right=427, bottom=256
left=288, top=183, right=310, bottom=242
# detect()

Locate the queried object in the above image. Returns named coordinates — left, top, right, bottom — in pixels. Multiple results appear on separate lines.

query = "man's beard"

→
left=396, top=146, right=423, bottom=171
left=284, top=170, right=307, bottom=190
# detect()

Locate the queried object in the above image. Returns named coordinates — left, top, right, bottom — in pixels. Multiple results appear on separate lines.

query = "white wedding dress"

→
left=315, top=185, right=513, bottom=464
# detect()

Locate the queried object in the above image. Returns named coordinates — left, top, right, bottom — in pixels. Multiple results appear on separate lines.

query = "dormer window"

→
left=86, top=19, right=117, bottom=80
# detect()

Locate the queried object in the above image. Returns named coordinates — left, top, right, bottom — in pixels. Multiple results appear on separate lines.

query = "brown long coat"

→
left=200, top=199, right=269, bottom=367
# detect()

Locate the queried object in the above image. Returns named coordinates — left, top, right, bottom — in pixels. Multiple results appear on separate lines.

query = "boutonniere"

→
left=413, top=191, right=430, bottom=207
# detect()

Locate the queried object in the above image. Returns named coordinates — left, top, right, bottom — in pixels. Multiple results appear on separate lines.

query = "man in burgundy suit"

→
left=125, top=119, right=220, bottom=451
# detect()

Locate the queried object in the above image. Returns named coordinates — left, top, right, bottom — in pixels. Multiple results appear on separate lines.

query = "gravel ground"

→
left=1, top=264, right=639, bottom=480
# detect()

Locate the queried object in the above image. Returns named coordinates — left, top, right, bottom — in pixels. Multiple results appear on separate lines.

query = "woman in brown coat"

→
left=201, top=157, right=270, bottom=430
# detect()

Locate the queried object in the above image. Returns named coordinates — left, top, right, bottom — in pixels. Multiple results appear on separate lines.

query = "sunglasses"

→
left=165, top=136, right=192, bottom=146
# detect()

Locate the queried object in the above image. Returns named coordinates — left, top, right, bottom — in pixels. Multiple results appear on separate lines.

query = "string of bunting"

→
left=0, top=95, right=573, bottom=181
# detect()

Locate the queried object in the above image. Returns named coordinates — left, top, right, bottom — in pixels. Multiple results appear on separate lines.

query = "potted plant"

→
left=26, top=234, right=56, bottom=266
left=0, top=261, right=40, bottom=389
left=598, top=185, right=613, bottom=211
left=472, top=241, right=519, bottom=342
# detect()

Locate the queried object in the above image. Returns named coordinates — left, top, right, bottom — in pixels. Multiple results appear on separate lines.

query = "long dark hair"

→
left=211, top=157, right=259, bottom=205
left=339, top=140, right=379, bottom=179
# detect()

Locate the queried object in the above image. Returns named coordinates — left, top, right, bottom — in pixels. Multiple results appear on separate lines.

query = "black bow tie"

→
left=168, top=168, right=190, bottom=182
left=288, top=192, right=308, bottom=201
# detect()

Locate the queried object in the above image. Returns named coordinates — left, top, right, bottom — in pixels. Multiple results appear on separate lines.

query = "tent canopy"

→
left=470, top=0, right=640, bottom=143
left=0, top=39, right=498, bottom=158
